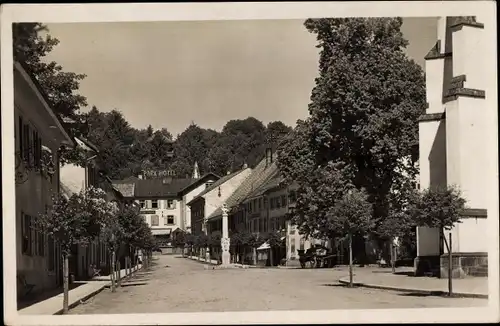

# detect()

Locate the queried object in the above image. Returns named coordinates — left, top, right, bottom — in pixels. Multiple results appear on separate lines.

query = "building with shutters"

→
left=113, top=163, right=220, bottom=245
left=14, top=61, right=75, bottom=299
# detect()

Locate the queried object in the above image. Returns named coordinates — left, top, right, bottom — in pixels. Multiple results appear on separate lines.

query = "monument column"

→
left=221, top=204, right=231, bottom=266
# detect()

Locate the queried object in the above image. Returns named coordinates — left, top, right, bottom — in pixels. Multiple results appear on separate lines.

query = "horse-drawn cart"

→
left=298, top=245, right=336, bottom=268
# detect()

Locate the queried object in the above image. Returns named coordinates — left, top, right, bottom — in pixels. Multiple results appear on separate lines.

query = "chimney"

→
left=265, top=147, right=273, bottom=167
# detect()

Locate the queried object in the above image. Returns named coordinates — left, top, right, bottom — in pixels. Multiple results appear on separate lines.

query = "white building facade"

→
left=416, top=16, right=494, bottom=278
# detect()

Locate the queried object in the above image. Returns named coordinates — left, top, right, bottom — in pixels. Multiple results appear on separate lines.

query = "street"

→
left=70, top=255, right=486, bottom=314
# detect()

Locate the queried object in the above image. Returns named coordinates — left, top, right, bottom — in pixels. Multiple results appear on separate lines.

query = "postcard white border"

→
left=2, top=1, right=498, bottom=325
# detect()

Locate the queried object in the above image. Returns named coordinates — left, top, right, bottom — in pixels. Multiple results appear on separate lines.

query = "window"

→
left=281, top=195, right=287, bottom=207
left=151, top=200, right=158, bottom=209
left=289, top=190, right=297, bottom=203
left=253, top=199, right=258, bottom=212
left=263, top=197, right=268, bottom=209
left=300, top=238, right=305, bottom=251
left=166, top=215, right=175, bottom=225
left=167, top=199, right=175, bottom=209
left=139, top=200, right=145, bottom=208
left=21, top=213, right=32, bottom=255
left=151, top=215, right=159, bottom=226
left=276, top=197, right=281, bottom=209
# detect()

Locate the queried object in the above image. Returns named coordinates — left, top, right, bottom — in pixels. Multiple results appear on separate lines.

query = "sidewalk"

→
left=18, top=264, right=143, bottom=315
left=93, top=264, right=142, bottom=281
left=338, top=267, right=488, bottom=299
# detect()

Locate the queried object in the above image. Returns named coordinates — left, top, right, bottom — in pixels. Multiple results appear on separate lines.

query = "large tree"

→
left=170, top=123, right=219, bottom=177
left=278, top=18, right=426, bottom=252
left=13, top=23, right=88, bottom=122
left=207, top=117, right=268, bottom=174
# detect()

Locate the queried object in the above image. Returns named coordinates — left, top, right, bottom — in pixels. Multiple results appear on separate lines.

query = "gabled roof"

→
left=134, top=178, right=194, bottom=198
left=244, top=168, right=283, bottom=200
left=207, top=155, right=278, bottom=220
left=188, top=169, right=249, bottom=205
left=112, top=183, right=135, bottom=198
left=178, top=172, right=220, bottom=196
left=14, top=61, right=75, bottom=148
left=75, top=137, right=99, bottom=153
left=112, top=173, right=220, bottom=199
left=112, top=176, right=139, bottom=184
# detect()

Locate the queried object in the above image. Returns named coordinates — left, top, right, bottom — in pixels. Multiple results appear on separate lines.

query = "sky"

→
left=44, top=18, right=437, bottom=137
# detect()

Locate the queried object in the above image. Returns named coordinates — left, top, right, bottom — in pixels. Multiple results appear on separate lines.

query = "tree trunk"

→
left=349, top=233, right=353, bottom=288
left=111, top=251, right=116, bottom=292
left=448, top=233, right=453, bottom=296
left=390, top=241, right=395, bottom=273
left=252, top=248, right=257, bottom=265
left=269, top=248, right=274, bottom=267
left=62, top=253, right=69, bottom=314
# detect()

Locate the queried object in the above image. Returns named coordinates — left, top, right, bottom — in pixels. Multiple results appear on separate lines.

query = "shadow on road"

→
left=398, top=291, right=451, bottom=298
left=321, top=283, right=362, bottom=288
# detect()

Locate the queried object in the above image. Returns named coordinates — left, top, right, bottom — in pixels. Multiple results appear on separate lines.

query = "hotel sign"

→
left=140, top=210, right=156, bottom=215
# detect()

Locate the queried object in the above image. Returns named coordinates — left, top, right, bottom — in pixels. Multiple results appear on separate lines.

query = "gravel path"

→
left=70, top=255, right=486, bottom=314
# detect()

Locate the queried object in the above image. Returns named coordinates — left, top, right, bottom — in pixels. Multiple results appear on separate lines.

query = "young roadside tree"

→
left=36, top=187, right=116, bottom=313
left=114, top=204, right=144, bottom=286
left=328, top=188, right=374, bottom=287
left=376, top=186, right=420, bottom=272
left=172, top=231, right=187, bottom=256
left=99, top=206, right=124, bottom=292
left=278, top=18, right=425, bottom=261
left=412, top=186, right=466, bottom=296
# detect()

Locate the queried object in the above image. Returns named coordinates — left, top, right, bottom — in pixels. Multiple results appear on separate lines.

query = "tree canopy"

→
left=277, top=18, right=426, bottom=241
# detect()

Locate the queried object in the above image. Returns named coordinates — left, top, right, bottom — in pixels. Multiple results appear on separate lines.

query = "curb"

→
left=54, top=284, right=106, bottom=315
left=337, top=278, right=488, bottom=299
left=60, top=266, right=143, bottom=315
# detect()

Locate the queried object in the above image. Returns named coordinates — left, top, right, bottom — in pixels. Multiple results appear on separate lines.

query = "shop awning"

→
left=257, top=242, right=270, bottom=251
left=152, top=228, right=172, bottom=236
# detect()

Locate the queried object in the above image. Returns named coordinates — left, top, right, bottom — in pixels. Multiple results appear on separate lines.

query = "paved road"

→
left=70, top=255, right=486, bottom=314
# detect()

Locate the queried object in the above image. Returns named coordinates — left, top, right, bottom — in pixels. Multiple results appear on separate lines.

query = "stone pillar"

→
left=221, top=204, right=231, bottom=266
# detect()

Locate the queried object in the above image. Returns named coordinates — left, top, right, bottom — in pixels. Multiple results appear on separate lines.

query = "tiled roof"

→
left=245, top=169, right=283, bottom=200
left=190, top=169, right=249, bottom=202
left=112, top=176, right=139, bottom=184
left=112, top=183, right=135, bottom=198
left=134, top=178, right=194, bottom=198
left=207, top=155, right=278, bottom=220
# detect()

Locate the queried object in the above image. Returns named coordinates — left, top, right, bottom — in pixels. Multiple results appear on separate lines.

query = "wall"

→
left=206, top=169, right=253, bottom=219
left=182, top=178, right=217, bottom=232
left=15, top=95, right=62, bottom=298
left=138, top=198, right=182, bottom=233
